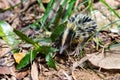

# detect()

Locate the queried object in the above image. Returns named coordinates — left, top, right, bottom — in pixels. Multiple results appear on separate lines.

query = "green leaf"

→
left=30, top=22, right=41, bottom=30
left=51, top=22, right=66, bottom=41
left=83, top=0, right=89, bottom=5
left=34, top=37, right=52, bottom=46
left=37, top=46, right=58, bottom=55
left=16, top=46, right=57, bottom=70
left=45, top=53, right=56, bottom=69
left=16, top=50, right=37, bottom=70
left=13, top=29, right=39, bottom=48
left=118, top=25, right=120, bottom=29
left=0, top=21, right=19, bottom=48
left=35, top=37, right=52, bottom=43
left=11, top=48, right=20, bottom=53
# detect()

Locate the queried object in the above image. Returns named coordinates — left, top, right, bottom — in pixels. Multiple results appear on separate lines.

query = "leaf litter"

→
left=0, top=0, right=120, bottom=80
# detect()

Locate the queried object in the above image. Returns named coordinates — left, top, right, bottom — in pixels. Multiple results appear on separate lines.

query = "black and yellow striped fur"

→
left=60, top=14, right=97, bottom=54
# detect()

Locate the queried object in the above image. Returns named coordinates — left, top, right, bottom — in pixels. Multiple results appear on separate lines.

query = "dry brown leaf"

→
left=15, top=70, right=29, bottom=79
left=0, top=66, right=11, bottom=74
left=10, top=65, right=29, bottom=80
left=87, top=46, right=120, bottom=69
left=105, top=73, right=120, bottom=80
left=0, top=39, right=11, bottom=58
left=0, top=11, right=13, bottom=20
left=0, top=0, right=21, bottom=10
left=92, top=0, right=120, bottom=34
left=23, top=77, right=30, bottom=80
left=42, top=0, right=50, bottom=3
left=0, top=45, right=11, bottom=58
left=72, top=69, right=101, bottom=80
left=0, top=57, right=14, bottom=66
left=31, top=62, right=39, bottom=80
left=38, top=76, right=45, bottom=80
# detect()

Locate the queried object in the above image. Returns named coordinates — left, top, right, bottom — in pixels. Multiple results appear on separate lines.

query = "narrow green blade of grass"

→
left=74, top=0, right=88, bottom=11
left=62, top=0, right=76, bottom=22
left=109, top=43, right=120, bottom=49
left=88, top=0, right=93, bottom=12
left=53, top=5, right=63, bottom=27
left=100, top=0, right=120, bottom=18
left=118, top=25, right=120, bottom=29
left=46, top=53, right=56, bottom=69
left=97, top=20, right=120, bottom=32
left=13, top=29, right=39, bottom=48
left=61, top=0, right=67, bottom=6
left=52, top=0, right=68, bottom=26
left=37, top=0, right=45, bottom=11
left=80, top=0, right=91, bottom=13
left=50, top=22, right=66, bottom=41
left=45, top=0, right=67, bottom=29
left=0, top=21, right=19, bottom=48
left=41, top=0, right=54, bottom=27
left=16, top=50, right=37, bottom=70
